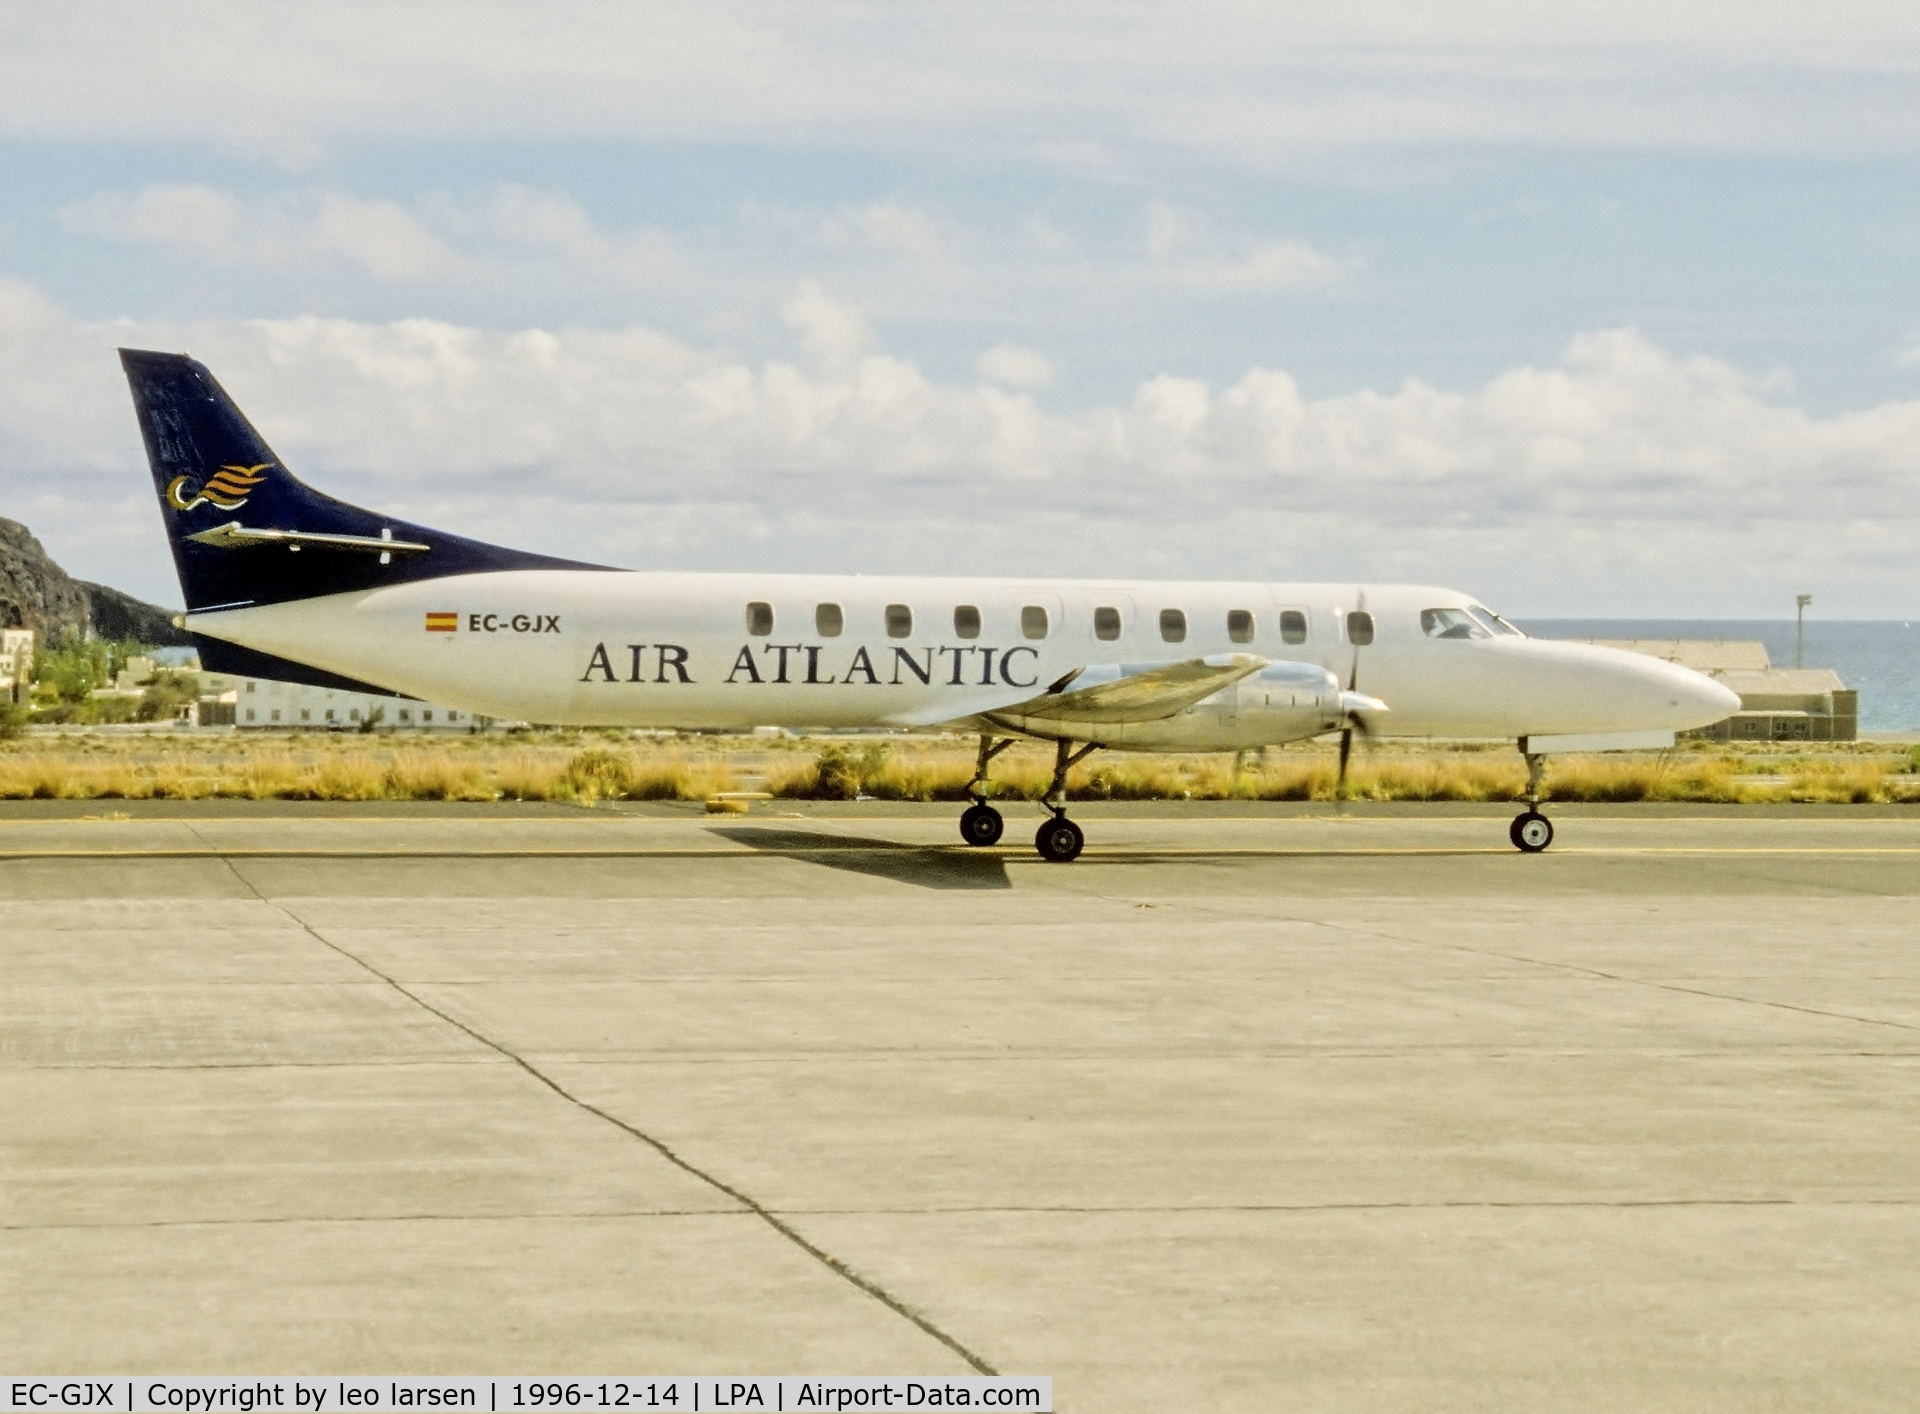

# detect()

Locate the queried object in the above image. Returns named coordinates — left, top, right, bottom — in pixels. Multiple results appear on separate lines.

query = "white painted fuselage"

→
left=186, top=572, right=1740, bottom=749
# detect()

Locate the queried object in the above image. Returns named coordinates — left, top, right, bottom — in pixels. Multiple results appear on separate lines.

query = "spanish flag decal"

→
left=424, top=612, right=459, bottom=633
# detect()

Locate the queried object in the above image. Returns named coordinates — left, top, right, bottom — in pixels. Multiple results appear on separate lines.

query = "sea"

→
left=1518, top=620, right=1920, bottom=733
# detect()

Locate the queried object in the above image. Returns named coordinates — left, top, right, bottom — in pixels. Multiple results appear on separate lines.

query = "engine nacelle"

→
left=1087, top=660, right=1350, bottom=752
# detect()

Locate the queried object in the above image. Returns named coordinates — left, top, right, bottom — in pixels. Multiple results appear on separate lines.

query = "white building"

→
left=205, top=671, right=487, bottom=731
left=1, top=627, right=33, bottom=702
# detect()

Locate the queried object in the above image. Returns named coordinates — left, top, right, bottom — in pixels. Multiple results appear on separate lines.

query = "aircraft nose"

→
left=1664, top=665, right=1741, bottom=728
left=1694, top=674, right=1742, bottom=720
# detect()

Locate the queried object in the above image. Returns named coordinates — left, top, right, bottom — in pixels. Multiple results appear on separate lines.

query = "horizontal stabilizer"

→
left=186, top=522, right=432, bottom=555
left=994, top=653, right=1268, bottom=725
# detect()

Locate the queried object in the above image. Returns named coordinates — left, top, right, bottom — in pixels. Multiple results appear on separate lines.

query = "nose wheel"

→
left=1510, top=746, right=1553, bottom=852
left=1509, top=809, right=1554, bottom=853
left=1036, top=813, right=1085, bottom=863
left=959, top=802, right=1004, bottom=847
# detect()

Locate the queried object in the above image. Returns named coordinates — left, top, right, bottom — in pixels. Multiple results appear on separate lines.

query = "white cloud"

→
left=62, top=185, right=462, bottom=281
left=62, top=184, right=253, bottom=262
left=780, top=280, right=875, bottom=368
left=1170, top=241, right=1348, bottom=293
left=748, top=200, right=957, bottom=261
left=60, top=181, right=685, bottom=290
left=1144, top=202, right=1196, bottom=259
left=310, top=195, right=461, bottom=281
left=977, top=344, right=1055, bottom=390
left=1143, top=202, right=1349, bottom=292
left=9, top=4, right=1920, bottom=160
left=486, top=185, right=677, bottom=284
left=2, top=276, right=1916, bottom=616
left=841, top=202, right=952, bottom=260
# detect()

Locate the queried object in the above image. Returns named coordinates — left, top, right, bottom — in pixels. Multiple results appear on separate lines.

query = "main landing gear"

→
left=1510, top=747, right=1554, bottom=853
left=957, top=733, right=1101, bottom=862
left=1035, top=737, right=1100, bottom=862
left=959, top=734, right=1015, bottom=847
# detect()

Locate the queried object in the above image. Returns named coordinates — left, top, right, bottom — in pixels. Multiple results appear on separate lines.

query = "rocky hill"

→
left=0, top=517, right=188, bottom=646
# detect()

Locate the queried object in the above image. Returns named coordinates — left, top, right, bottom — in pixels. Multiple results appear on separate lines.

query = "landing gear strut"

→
left=1509, top=747, right=1554, bottom=853
left=958, top=734, right=1015, bottom=846
left=1035, top=737, right=1101, bottom=863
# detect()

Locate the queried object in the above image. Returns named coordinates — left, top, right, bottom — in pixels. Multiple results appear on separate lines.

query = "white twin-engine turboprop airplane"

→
left=121, top=348, right=1740, bottom=862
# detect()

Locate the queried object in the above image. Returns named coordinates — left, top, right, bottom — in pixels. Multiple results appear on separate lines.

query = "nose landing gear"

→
left=1510, top=808, right=1554, bottom=852
left=1510, top=747, right=1554, bottom=852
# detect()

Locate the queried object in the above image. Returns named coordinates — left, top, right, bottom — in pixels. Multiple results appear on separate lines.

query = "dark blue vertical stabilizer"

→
left=120, top=348, right=608, bottom=615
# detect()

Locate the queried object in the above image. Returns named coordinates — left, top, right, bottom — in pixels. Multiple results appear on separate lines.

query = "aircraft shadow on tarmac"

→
left=709, top=826, right=1011, bottom=890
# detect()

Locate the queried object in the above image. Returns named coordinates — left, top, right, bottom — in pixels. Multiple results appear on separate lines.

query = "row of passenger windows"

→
left=744, top=601, right=1377, bottom=645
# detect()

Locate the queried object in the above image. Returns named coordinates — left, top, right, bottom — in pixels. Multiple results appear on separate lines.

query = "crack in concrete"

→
left=194, top=835, right=998, bottom=1377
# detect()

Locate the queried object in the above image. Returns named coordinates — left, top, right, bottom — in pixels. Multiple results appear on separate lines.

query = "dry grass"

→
left=769, top=740, right=1920, bottom=805
left=0, top=743, right=736, bottom=803
left=2, top=731, right=1917, bottom=805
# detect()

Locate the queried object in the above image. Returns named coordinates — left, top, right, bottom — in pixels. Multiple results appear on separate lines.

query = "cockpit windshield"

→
left=1466, top=605, right=1524, bottom=637
left=1421, top=607, right=1487, bottom=639
left=1422, top=605, right=1526, bottom=640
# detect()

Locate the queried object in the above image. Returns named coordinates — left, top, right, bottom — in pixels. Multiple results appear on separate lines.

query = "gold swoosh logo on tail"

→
left=167, top=463, right=273, bottom=512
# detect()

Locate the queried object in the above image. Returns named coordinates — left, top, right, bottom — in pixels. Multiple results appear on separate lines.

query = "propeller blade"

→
left=1336, top=726, right=1353, bottom=798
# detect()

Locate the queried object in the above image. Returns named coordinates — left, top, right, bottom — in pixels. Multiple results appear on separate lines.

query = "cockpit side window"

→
left=1421, top=607, right=1487, bottom=640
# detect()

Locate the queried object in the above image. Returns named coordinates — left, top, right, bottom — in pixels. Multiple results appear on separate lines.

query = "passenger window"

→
left=1093, top=606, right=1122, bottom=641
left=746, top=601, right=774, bottom=636
left=1347, top=610, right=1374, bottom=646
left=1160, top=608, right=1187, bottom=643
left=954, top=605, right=981, bottom=639
left=1279, top=609, right=1307, bottom=644
left=1021, top=605, right=1049, bottom=640
left=886, top=604, right=913, bottom=638
left=815, top=603, right=843, bottom=637
left=1227, top=609, right=1254, bottom=644
left=1421, top=607, right=1486, bottom=640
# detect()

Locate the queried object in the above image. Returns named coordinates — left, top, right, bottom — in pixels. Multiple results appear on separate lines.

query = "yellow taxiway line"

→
left=2, top=845, right=1919, bottom=861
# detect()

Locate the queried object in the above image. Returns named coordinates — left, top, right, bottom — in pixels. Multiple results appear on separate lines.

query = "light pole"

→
left=1795, top=594, right=1812, bottom=669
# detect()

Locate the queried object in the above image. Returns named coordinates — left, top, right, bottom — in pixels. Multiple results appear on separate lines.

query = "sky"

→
left=2, top=2, right=1919, bottom=616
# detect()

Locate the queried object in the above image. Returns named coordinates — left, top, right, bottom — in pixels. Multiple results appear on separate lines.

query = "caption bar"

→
left=4, top=1382, right=1050, bottom=1414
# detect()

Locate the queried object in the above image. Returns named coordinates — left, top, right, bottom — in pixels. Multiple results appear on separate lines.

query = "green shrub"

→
left=812, top=742, right=891, bottom=799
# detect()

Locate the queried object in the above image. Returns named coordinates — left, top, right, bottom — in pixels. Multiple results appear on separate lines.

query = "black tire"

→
left=1510, top=810, right=1554, bottom=853
left=1035, top=815, right=1085, bottom=863
left=959, top=803, right=1004, bottom=847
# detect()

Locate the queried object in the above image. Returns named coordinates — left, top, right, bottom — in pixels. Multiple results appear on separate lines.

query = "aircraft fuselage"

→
left=188, top=571, right=1737, bottom=746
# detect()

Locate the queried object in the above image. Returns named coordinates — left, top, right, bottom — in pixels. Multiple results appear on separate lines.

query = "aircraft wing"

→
left=992, top=653, right=1268, bottom=725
